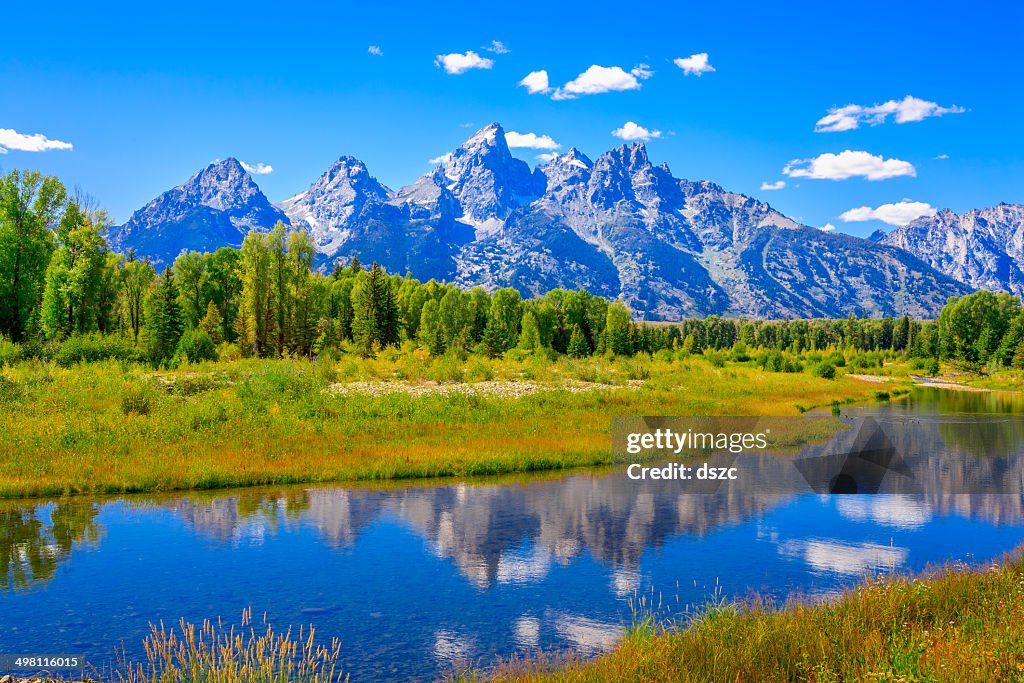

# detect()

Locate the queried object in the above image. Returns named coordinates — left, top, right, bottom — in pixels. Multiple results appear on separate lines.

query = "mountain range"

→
left=104, top=123, right=1019, bottom=320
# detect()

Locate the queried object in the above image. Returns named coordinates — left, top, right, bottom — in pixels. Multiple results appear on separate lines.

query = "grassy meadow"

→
left=0, top=347, right=908, bottom=499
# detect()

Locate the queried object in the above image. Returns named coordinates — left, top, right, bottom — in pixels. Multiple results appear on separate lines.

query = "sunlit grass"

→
left=116, top=607, right=344, bottom=683
left=0, top=353, right=907, bottom=498
left=468, top=548, right=1024, bottom=683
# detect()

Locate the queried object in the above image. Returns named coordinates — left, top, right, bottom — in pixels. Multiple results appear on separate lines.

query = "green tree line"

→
left=4, top=169, right=1024, bottom=371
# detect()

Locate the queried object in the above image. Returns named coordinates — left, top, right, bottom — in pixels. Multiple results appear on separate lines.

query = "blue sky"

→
left=2, top=0, right=1022, bottom=235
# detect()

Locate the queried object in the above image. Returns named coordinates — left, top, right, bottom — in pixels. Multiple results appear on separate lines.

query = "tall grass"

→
left=474, top=548, right=1024, bottom=683
left=117, top=608, right=344, bottom=683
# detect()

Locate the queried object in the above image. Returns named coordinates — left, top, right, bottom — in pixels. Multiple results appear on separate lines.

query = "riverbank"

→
left=0, top=353, right=903, bottom=499
left=472, top=546, right=1024, bottom=682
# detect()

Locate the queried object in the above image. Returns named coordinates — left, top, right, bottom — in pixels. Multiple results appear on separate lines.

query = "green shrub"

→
left=175, top=329, right=218, bottom=364
left=0, top=336, right=21, bottom=367
left=826, top=351, right=847, bottom=367
left=813, top=362, right=837, bottom=380
left=56, top=334, right=141, bottom=366
left=654, top=349, right=674, bottom=362
left=217, top=343, right=243, bottom=362
left=467, top=359, right=496, bottom=381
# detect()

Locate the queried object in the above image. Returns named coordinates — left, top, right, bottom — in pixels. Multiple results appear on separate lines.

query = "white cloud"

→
left=673, top=53, right=715, bottom=76
left=505, top=131, right=560, bottom=150
left=760, top=180, right=786, bottom=191
left=0, top=128, right=73, bottom=153
left=535, top=152, right=558, bottom=163
left=434, top=51, right=494, bottom=75
left=611, top=121, right=661, bottom=142
left=839, top=200, right=936, bottom=226
left=815, top=96, right=964, bottom=132
left=518, top=70, right=551, bottom=95
left=367, top=45, right=383, bottom=56
left=630, top=64, right=654, bottom=80
left=429, top=153, right=452, bottom=165
left=240, top=161, right=273, bottom=175
left=553, top=65, right=642, bottom=100
left=820, top=223, right=837, bottom=232
left=484, top=40, right=509, bottom=54
left=935, top=153, right=950, bottom=160
left=783, top=150, right=916, bottom=181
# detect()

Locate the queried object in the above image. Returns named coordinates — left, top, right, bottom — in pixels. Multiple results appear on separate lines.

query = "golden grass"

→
left=473, top=548, right=1024, bottom=683
left=116, top=607, right=343, bottom=683
left=0, top=354, right=907, bottom=499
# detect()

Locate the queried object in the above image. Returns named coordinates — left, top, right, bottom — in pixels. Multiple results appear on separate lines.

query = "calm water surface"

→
left=3, top=388, right=1024, bottom=681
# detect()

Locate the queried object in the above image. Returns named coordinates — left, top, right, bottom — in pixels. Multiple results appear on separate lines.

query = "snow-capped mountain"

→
left=881, top=204, right=1024, bottom=297
left=106, top=158, right=289, bottom=265
left=109, top=125, right=974, bottom=318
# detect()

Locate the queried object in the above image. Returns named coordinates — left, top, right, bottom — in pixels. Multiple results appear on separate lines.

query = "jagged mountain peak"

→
left=276, top=154, right=393, bottom=253
left=600, top=142, right=651, bottom=170
left=106, top=157, right=288, bottom=265
left=883, top=202, right=1024, bottom=297
left=181, top=157, right=264, bottom=211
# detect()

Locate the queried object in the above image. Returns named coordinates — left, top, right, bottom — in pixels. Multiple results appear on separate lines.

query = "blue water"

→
left=3, top=390, right=1024, bottom=681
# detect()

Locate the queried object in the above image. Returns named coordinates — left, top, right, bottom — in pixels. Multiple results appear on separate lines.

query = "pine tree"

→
left=142, top=267, right=184, bottom=363
left=481, top=313, right=503, bottom=358
left=352, top=263, right=399, bottom=357
left=199, top=300, right=224, bottom=345
left=567, top=324, right=590, bottom=358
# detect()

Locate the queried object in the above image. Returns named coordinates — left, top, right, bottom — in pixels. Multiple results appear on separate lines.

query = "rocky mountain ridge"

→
left=107, top=124, right=979, bottom=319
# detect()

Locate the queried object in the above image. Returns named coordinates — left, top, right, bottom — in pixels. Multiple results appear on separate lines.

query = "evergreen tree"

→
left=481, top=313, right=503, bottom=358
left=352, top=262, right=399, bottom=357
left=567, top=324, right=590, bottom=358
left=142, top=268, right=184, bottom=363
left=199, top=300, right=225, bottom=345
left=605, top=301, right=634, bottom=356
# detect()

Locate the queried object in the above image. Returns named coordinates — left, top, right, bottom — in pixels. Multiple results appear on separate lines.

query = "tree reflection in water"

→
left=0, top=499, right=103, bottom=590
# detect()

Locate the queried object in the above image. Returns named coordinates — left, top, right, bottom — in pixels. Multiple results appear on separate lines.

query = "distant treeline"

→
left=2, top=169, right=1023, bottom=370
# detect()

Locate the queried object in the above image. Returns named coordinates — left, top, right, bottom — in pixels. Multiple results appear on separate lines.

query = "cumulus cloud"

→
left=484, top=40, right=509, bottom=54
left=815, top=96, right=964, bottom=132
left=673, top=53, right=715, bottom=76
left=552, top=65, right=643, bottom=100
left=535, top=152, right=558, bottom=163
left=518, top=70, right=551, bottom=95
left=435, top=51, right=494, bottom=75
left=367, top=45, right=383, bottom=56
left=783, top=150, right=916, bottom=181
left=0, top=128, right=73, bottom=153
left=760, top=180, right=786, bottom=191
left=429, top=153, right=452, bottom=165
left=611, top=121, right=661, bottom=142
left=839, top=200, right=936, bottom=226
left=240, top=161, right=273, bottom=175
left=505, top=131, right=560, bottom=150
left=820, top=223, right=837, bottom=232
